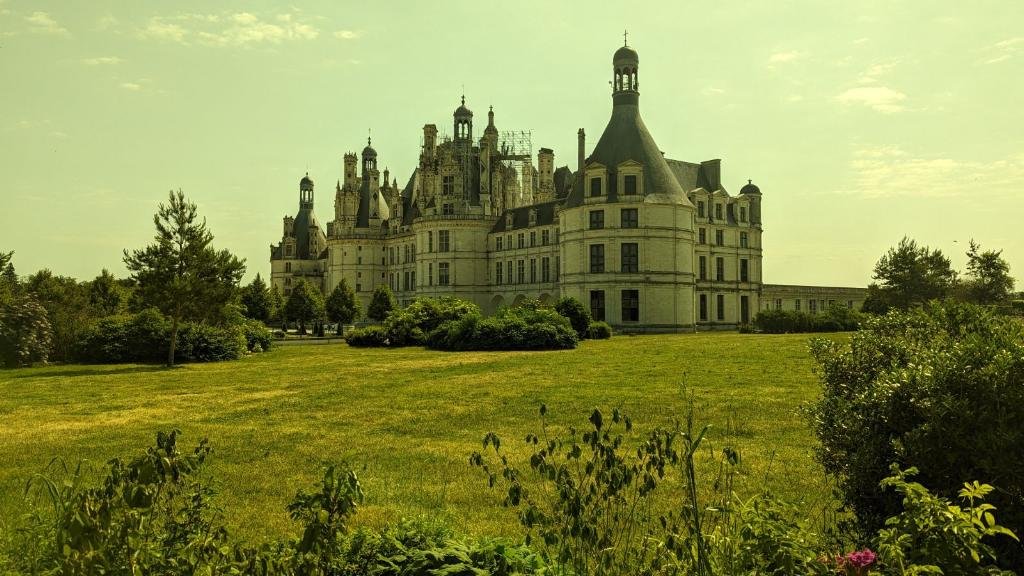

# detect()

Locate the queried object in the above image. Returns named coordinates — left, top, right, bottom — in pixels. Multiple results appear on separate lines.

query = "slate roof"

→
left=291, top=207, right=320, bottom=260
left=490, top=199, right=561, bottom=233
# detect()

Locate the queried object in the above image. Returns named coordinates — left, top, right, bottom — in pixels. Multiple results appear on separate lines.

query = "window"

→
left=555, top=256, right=560, bottom=280
left=739, top=206, right=747, bottom=222
left=357, top=256, right=362, bottom=265
left=285, top=277, right=291, bottom=286
left=542, top=257, right=550, bottom=282
left=495, top=262, right=503, bottom=284
left=517, top=233, right=525, bottom=249
left=715, top=203, right=723, bottom=220
left=740, top=259, right=749, bottom=282
left=589, top=210, right=605, bottom=230
left=529, top=259, right=536, bottom=283
left=699, top=228, right=706, bottom=244
left=410, top=245, right=415, bottom=262
left=590, top=244, right=605, bottom=273
left=542, top=229, right=550, bottom=245
left=530, top=231, right=536, bottom=247
left=715, top=229, right=724, bottom=246
left=716, top=257, right=724, bottom=281
left=428, top=231, right=433, bottom=252
left=517, top=260, right=525, bottom=283
left=776, top=298, right=784, bottom=311
left=590, top=290, right=606, bottom=321
left=699, top=256, right=707, bottom=280
left=438, top=230, right=450, bottom=252
left=699, top=294, right=708, bottom=321
left=438, top=262, right=450, bottom=285
left=505, top=260, right=512, bottom=284
left=621, top=208, right=638, bottom=228
left=621, top=243, right=638, bottom=273
left=793, top=299, right=801, bottom=311
left=623, top=174, right=637, bottom=195
left=356, top=284, right=361, bottom=292
left=697, top=201, right=705, bottom=218
left=411, top=271, right=415, bottom=287
left=403, top=271, right=410, bottom=291
left=442, top=203, right=454, bottom=216
left=285, top=262, right=291, bottom=272
left=740, top=232, right=748, bottom=248
left=590, top=177, right=602, bottom=196
left=621, top=290, right=639, bottom=322
left=741, top=296, right=749, bottom=324
left=506, top=235, right=512, bottom=249
left=428, top=263, right=433, bottom=286
left=717, top=294, right=725, bottom=321
left=442, top=175, right=454, bottom=195
left=847, top=300, right=854, bottom=309
left=496, top=236, right=503, bottom=251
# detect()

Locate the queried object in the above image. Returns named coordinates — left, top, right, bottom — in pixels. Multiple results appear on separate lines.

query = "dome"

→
left=454, top=95, right=472, bottom=117
left=361, top=137, right=377, bottom=158
left=740, top=180, right=761, bottom=195
left=613, top=45, right=639, bottom=64
left=299, top=173, right=314, bottom=190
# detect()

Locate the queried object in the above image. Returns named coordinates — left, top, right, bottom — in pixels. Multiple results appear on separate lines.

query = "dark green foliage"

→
left=587, top=321, right=613, bottom=339
left=0, top=292, right=52, bottom=368
left=0, top=251, right=17, bottom=305
left=326, top=279, right=359, bottom=334
left=754, top=304, right=862, bottom=333
left=241, top=274, right=274, bottom=322
left=24, top=269, right=94, bottom=362
left=807, top=301, right=1024, bottom=568
left=963, top=239, right=1015, bottom=305
left=345, top=297, right=481, bottom=348
left=553, top=296, right=592, bottom=338
left=174, top=322, right=247, bottom=362
left=343, top=325, right=389, bottom=347
left=426, top=306, right=578, bottom=351
left=87, top=269, right=126, bottom=316
left=241, top=318, right=273, bottom=352
left=284, top=279, right=325, bottom=335
left=367, top=285, right=397, bottom=322
left=869, top=236, right=956, bottom=311
left=123, top=190, right=246, bottom=365
left=269, top=284, right=285, bottom=322
left=404, top=296, right=482, bottom=334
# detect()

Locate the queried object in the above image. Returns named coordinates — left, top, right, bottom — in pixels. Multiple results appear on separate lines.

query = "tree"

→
left=0, top=292, right=52, bottom=368
left=963, top=240, right=1015, bottom=305
left=240, top=274, right=273, bottom=322
left=367, top=285, right=396, bottom=322
left=325, top=279, right=359, bottom=334
left=0, top=251, right=17, bottom=304
left=25, top=269, right=93, bottom=362
left=124, top=190, right=246, bottom=366
left=284, top=279, right=325, bottom=335
left=268, top=284, right=284, bottom=323
left=89, top=269, right=125, bottom=316
left=869, top=237, right=956, bottom=311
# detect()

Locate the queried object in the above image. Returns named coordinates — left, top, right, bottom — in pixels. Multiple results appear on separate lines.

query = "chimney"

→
left=577, top=128, right=585, bottom=178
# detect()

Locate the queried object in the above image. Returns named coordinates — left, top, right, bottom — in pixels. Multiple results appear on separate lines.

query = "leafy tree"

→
left=325, top=279, right=359, bottom=334
left=554, top=296, right=592, bottom=339
left=268, top=283, right=284, bottom=323
left=240, top=274, right=273, bottom=322
left=0, top=251, right=17, bottom=304
left=123, top=190, right=246, bottom=366
left=284, top=279, right=325, bottom=335
left=89, top=268, right=125, bottom=316
left=963, top=239, right=1015, bottom=305
left=25, top=269, right=93, bottom=362
left=367, top=285, right=396, bottom=322
left=869, top=237, right=956, bottom=311
left=0, top=292, right=52, bottom=368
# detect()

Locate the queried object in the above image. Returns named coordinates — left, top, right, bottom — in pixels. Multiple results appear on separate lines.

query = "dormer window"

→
left=442, top=175, right=454, bottom=195
left=442, top=203, right=454, bottom=216
left=528, top=209, right=537, bottom=226
left=739, top=206, right=747, bottom=222
left=590, top=177, right=602, bottom=196
left=624, top=175, right=637, bottom=194
left=506, top=212, right=513, bottom=228
left=715, top=203, right=723, bottom=220
left=697, top=201, right=705, bottom=218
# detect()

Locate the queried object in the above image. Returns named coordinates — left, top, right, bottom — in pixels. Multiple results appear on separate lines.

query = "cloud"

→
left=837, top=146, right=1024, bottom=198
left=768, top=50, right=802, bottom=65
left=701, top=86, right=725, bottom=96
left=83, top=56, right=123, bottom=66
left=25, top=11, right=69, bottom=36
left=857, top=60, right=900, bottom=84
left=95, top=14, right=119, bottom=31
left=139, top=11, right=319, bottom=47
left=334, top=29, right=361, bottom=40
left=980, top=37, right=1022, bottom=65
left=120, top=82, right=142, bottom=91
left=836, top=86, right=907, bottom=113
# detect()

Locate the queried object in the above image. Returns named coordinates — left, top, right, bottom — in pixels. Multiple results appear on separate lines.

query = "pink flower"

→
left=845, top=548, right=876, bottom=568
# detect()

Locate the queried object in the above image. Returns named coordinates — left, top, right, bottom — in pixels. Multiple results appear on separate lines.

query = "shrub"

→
left=0, top=293, right=52, bottom=367
left=347, top=297, right=481, bottom=348
left=381, top=308, right=424, bottom=346
left=76, top=309, right=246, bottom=363
left=806, top=301, right=1024, bottom=567
left=367, top=285, right=396, bottom=322
left=241, top=319, right=273, bottom=352
left=426, top=306, right=577, bottom=351
left=175, top=322, right=246, bottom=362
left=754, top=305, right=862, bottom=334
left=587, top=321, right=613, bottom=339
left=344, top=325, right=389, bottom=347
left=404, top=296, right=481, bottom=334
left=554, top=296, right=592, bottom=338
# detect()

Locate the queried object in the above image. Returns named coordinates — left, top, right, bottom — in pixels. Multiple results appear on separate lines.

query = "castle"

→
left=269, top=41, right=866, bottom=331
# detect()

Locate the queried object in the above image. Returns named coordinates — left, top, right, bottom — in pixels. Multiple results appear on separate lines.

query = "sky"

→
left=1, top=0, right=1022, bottom=287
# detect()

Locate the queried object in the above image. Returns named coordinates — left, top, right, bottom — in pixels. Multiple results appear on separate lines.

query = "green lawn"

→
left=0, top=333, right=838, bottom=544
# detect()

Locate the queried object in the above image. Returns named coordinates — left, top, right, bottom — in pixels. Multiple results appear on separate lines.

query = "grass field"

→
left=0, top=333, right=839, bottom=544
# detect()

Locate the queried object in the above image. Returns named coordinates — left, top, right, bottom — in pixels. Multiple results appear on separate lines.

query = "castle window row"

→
left=588, top=243, right=640, bottom=274
left=588, top=289, right=640, bottom=323
left=494, top=257, right=558, bottom=285
left=697, top=228, right=752, bottom=248
left=493, top=228, right=557, bottom=252
left=695, top=199, right=750, bottom=224
left=588, top=208, right=639, bottom=230
left=697, top=256, right=752, bottom=282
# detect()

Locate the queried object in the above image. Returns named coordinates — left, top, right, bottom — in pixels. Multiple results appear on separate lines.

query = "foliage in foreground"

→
left=807, top=301, right=1024, bottom=569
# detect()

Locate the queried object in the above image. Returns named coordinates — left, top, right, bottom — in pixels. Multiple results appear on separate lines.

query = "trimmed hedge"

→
left=754, top=305, right=863, bottom=334
left=587, top=321, right=613, bottom=339
left=425, top=307, right=577, bottom=351
left=344, top=325, right=389, bottom=347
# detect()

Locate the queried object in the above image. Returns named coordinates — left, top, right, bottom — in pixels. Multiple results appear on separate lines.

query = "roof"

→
left=614, top=45, right=638, bottom=63
left=490, top=199, right=561, bottom=233
left=291, top=207, right=320, bottom=259
left=740, top=180, right=761, bottom=195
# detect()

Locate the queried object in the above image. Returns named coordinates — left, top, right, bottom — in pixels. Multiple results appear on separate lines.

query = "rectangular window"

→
left=715, top=229, right=724, bottom=246
left=438, top=230, right=450, bottom=252
left=621, top=208, right=638, bottom=228
left=623, top=174, right=637, bottom=194
left=442, top=175, right=454, bottom=195
left=697, top=201, right=705, bottom=218
left=542, top=229, right=550, bottom=245
left=739, top=206, right=747, bottom=222
left=716, top=257, right=724, bottom=281
left=428, top=263, right=433, bottom=286
left=715, top=203, right=723, bottom=220
left=555, top=256, right=560, bottom=281
left=404, top=271, right=410, bottom=291
left=529, top=258, right=537, bottom=283
left=411, top=270, right=415, bottom=287
left=355, top=284, right=360, bottom=292
left=699, top=228, right=706, bottom=244
left=740, top=232, right=748, bottom=248
left=717, top=294, right=725, bottom=321
left=496, top=236, right=503, bottom=251
left=699, top=294, right=708, bottom=321
left=589, top=210, right=605, bottom=230
left=428, top=231, right=434, bottom=253
left=496, top=261, right=503, bottom=284
left=590, top=177, right=602, bottom=196
left=621, top=290, right=640, bottom=322
left=517, top=233, right=525, bottom=249
left=590, top=290, right=606, bottom=321
left=809, top=299, right=817, bottom=313
left=442, top=203, right=454, bottom=216
left=699, top=256, right=707, bottom=280
left=776, top=298, right=784, bottom=311
left=795, top=299, right=801, bottom=311
left=590, top=244, right=605, bottom=273
left=740, top=259, right=749, bottom=282
left=530, top=231, right=536, bottom=247
left=389, top=247, right=395, bottom=265
left=542, top=257, right=550, bottom=282
left=621, top=243, right=638, bottom=273
left=517, top=260, right=525, bottom=284
left=438, top=262, right=450, bottom=286
left=507, top=261, right=513, bottom=285
left=847, top=300, right=854, bottom=309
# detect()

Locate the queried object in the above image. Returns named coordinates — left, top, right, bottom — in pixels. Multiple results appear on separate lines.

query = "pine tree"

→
left=325, top=279, right=359, bottom=334
left=89, top=269, right=124, bottom=316
left=871, top=237, right=956, bottom=311
left=367, top=285, right=396, bottom=322
left=964, top=240, right=1015, bottom=305
left=124, top=190, right=246, bottom=366
left=284, top=279, right=325, bottom=335
left=241, top=274, right=273, bottom=322
left=268, top=284, right=284, bottom=323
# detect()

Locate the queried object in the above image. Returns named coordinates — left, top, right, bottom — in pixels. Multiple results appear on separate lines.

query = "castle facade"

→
left=269, top=42, right=865, bottom=331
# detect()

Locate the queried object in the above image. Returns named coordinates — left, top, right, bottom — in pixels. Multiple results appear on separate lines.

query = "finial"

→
left=461, top=94, right=465, bottom=106
left=748, top=179, right=752, bottom=184
left=623, top=29, right=628, bottom=46
left=489, top=105, right=493, bottom=113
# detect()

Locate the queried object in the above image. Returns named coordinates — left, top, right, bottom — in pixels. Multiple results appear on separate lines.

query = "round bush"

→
left=344, top=325, right=389, bottom=347
left=554, top=296, right=592, bottom=339
left=587, top=321, right=613, bottom=339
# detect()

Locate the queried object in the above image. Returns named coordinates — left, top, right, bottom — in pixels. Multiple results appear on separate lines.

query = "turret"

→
left=299, top=173, right=314, bottom=209
left=343, top=153, right=357, bottom=188
left=740, top=180, right=762, bottom=226
left=453, top=96, right=473, bottom=143
left=422, top=124, right=437, bottom=159
left=537, top=148, right=554, bottom=202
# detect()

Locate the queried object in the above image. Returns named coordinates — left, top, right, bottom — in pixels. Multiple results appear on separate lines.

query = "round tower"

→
left=453, top=96, right=473, bottom=142
left=299, top=172, right=314, bottom=209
